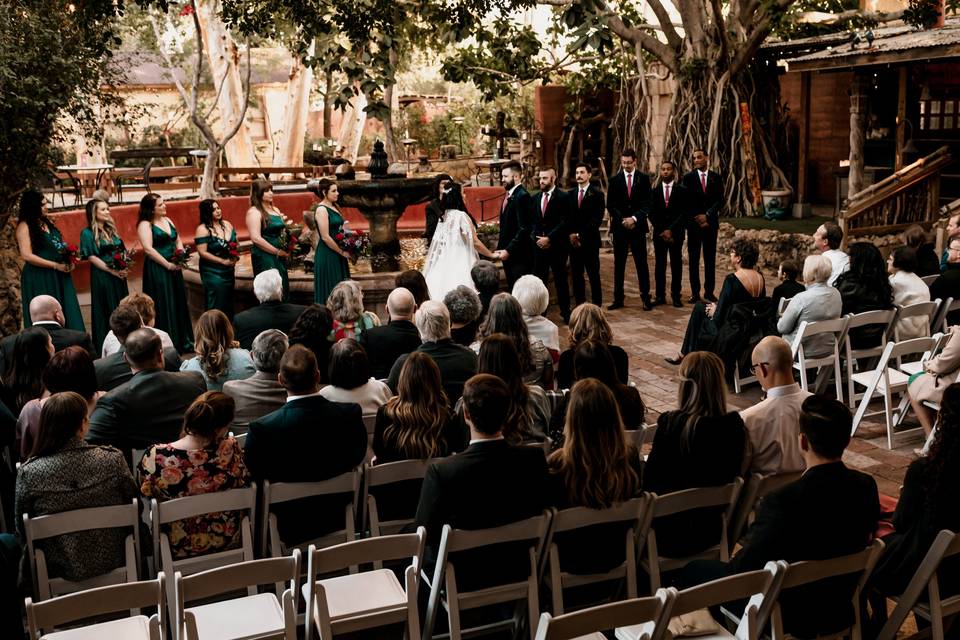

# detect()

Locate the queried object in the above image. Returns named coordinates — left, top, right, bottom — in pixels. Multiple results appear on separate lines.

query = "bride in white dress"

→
left=422, top=183, right=497, bottom=301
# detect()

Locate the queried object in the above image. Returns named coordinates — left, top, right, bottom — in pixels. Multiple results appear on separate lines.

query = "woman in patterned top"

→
left=327, top=280, right=380, bottom=342
left=138, top=391, right=250, bottom=560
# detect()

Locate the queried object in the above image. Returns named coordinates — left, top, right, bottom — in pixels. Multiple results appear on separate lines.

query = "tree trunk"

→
left=0, top=218, right=21, bottom=334
left=274, top=43, right=314, bottom=167
left=195, top=0, right=256, bottom=168
left=198, top=143, right=221, bottom=200
left=337, top=90, right=367, bottom=163
left=323, top=69, right=334, bottom=140
left=382, top=48, right=400, bottom=163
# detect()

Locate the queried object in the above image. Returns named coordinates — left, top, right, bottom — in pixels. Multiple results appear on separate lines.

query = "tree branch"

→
left=646, top=0, right=682, bottom=49
left=149, top=12, right=195, bottom=114
left=710, top=0, right=731, bottom=69
left=220, top=38, right=253, bottom=145
left=189, top=1, right=203, bottom=116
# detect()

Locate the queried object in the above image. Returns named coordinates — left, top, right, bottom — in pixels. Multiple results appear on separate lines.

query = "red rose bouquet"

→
left=112, top=248, right=136, bottom=271
left=61, top=243, right=80, bottom=266
left=171, top=246, right=193, bottom=268
left=335, top=230, right=371, bottom=264
left=227, top=241, right=239, bottom=260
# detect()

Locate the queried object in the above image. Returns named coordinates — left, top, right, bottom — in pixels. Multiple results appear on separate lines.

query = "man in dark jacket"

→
left=1, top=296, right=94, bottom=377
left=495, top=161, right=533, bottom=288
left=95, top=306, right=182, bottom=392
left=530, top=167, right=574, bottom=323
left=568, top=162, right=606, bottom=306
left=232, top=269, right=307, bottom=350
left=681, top=148, right=723, bottom=303
left=607, top=149, right=652, bottom=311
left=360, top=287, right=422, bottom=379
left=648, top=160, right=690, bottom=308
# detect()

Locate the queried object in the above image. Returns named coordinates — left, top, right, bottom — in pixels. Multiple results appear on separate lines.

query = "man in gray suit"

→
left=222, top=329, right=288, bottom=434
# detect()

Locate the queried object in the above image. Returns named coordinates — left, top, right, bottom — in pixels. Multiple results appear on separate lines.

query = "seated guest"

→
left=681, top=396, right=880, bottom=639
left=834, top=242, right=894, bottom=347
left=138, top=392, right=249, bottom=560
left=813, top=221, right=849, bottom=286
left=373, top=352, right=463, bottom=464
left=180, top=310, right=255, bottom=391
left=17, top=346, right=102, bottom=460
left=739, top=336, right=810, bottom=475
left=232, top=269, right=307, bottom=350
left=1, top=327, right=52, bottom=417
left=557, top=303, right=629, bottom=388
left=387, top=301, right=478, bottom=403
left=1, top=297, right=90, bottom=379
left=444, top=286, right=483, bottom=347
left=244, top=345, right=366, bottom=544
left=222, top=329, right=288, bottom=434
left=360, top=287, right=421, bottom=379
left=778, top=255, right=842, bottom=357
left=471, top=260, right=500, bottom=319
left=908, top=325, right=960, bottom=443
left=888, top=246, right=932, bottom=339
left=549, top=340, right=645, bottom=450
left=95, top=306, right=182, bottom=392
left=903, top=224, right=939, bottom=277
left=668, top=238, right=765, bottom=365
left=319, top=339, right=392, bottom=416
left=930, top=236, right=960, bottom=327
left=512, top=275, right=560, bottom=359
left=415, top=374, right=550, bottom=588
left=473, top=293, right=554, bottom=389
left=396, top=269, right=430, bottom=307
left=15, top=392, right=137, bottom=584
left=327, top=280, right=380, bottom=342
left=99, top=293, right=176, bottom=357
left=643, top=351, right=746, bottom=558
left=87, top=329, right=207, bottom=451
left=288, top=304, right=334, bottom=384
left=771, top=259, right=804, bottom=313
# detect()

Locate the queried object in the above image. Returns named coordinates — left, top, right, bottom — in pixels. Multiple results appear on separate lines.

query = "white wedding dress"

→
left=422, top=209, right=479, bottom=301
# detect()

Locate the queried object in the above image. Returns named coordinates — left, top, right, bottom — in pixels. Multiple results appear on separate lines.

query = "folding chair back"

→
left=362, top=459, right=440, bottom=538
left=896, top=299, right=940, bottom=340
left=362, top=415, right=377, bottom=461
left=544, top=496, right=648, bottom=614
left=176, top=552, right=300, bottom=640
left=932, top=297, right=959, bottom=334
left=878, top=529, right=960, bottom=640
left=791, top=316, right=850, bottom=401
left=777, top=297, right=792, bottom=316
left=843, top=308, right=899, bottom=408
left=641, top=479, right=743, bottom=592
left=23, top=499, right=141, bottom=600
left=533, top=590, right=673, bottom=640
left=25, top=573, right=165, bottom=640
left=729, top=472, right=804, bottom=549
left=921, top=274, right=940, bottom=286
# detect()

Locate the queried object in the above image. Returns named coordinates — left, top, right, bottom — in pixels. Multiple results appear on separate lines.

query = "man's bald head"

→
left=387, top=287, right=416, bottom=320
left=124, top=328, right=163, bottom=371
left=753, top=336, right=793, bottom=374
left=29, top=295, right=63, bottom=324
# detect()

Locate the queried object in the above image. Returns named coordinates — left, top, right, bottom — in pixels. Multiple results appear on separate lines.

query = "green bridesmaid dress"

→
left=142, top=224, right=193, bottom=352
left=313, top=205, right=350, bottom=304
left=21, top=225, right=85, bottom=332
left=196, top=227, right=237, bottom=318
left=251, top=212, right=289, bottom=300
left=79, top=228, right=130, bottom=352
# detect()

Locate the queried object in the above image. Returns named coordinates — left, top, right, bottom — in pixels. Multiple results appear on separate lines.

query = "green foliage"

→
left=902, top=0, right=960, bottom=29
left=772, top=0, right=874, bottom=39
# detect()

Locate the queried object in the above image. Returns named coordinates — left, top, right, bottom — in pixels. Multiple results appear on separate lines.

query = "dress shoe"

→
left=651, top=297, right=666, bottom=307
left=607, top=301, right=624, bottom=311
left=641, top=298, right=653, bottom=311
left=686, top=295, right=701, bottom=304
left=665, top=354, right=684, bottom=365
left=704, top=293, right=718, bottom=303
left=672, top=299, right=683, bottom=308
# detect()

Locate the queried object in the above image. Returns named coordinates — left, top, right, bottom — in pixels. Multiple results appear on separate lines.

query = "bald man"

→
left=740, top=336, right=810, bottom=475
left=359, top=287, right=423, bottom=379
left=0, top=295, right=94, bottom=377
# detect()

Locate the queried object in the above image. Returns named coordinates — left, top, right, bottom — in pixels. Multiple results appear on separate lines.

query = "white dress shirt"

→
left=101, top=326, right=176, bottom=357
left=822, top=249, right=850, bottom=287
left=740, top=383, right=811, bottom=475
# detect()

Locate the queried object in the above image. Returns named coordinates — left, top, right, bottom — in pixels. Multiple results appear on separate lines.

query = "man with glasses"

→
left=931, top=237, right=960, bottom=327
left=739, top=336, right=810, bottom=475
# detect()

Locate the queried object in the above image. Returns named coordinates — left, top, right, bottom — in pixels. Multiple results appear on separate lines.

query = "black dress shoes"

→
left=672, top=299, right=683, bottom=308
left=607, top=301, right=624, bottom=311
left=704, top=293, right=719, bottom=303
left=665, top=354, right=684, bottom=365
left=651, top=297, right=666, bottom=307
left=642, top=298, right=653, bottom=311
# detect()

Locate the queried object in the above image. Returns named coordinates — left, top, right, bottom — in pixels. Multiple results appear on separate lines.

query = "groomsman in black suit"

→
left=648, top=160, right=690, bottom=308
left=568, top=162, right=605, bottom=306
left=531, top=167, right=574, bottom=323
left=682, top=149, right=723, bottom=303
left=607, top=149, right=652, bottom=311
left=494, top=161, right=533, bottom=288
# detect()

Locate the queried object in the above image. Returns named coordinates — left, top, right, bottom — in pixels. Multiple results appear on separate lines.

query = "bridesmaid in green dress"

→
left=245, top=178, right=290, bottom=300
left=311, top=179, right=351, bottom=304
left=137, top=194, right=193, bottom=352
left=80, top=198, right=130, bottom=351
left=194, top=199, right=238, bottom=318
left=15, top=191, right=84, bottom=331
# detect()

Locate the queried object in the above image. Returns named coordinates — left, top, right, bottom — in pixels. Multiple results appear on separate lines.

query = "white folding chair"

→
left=790, top=317, right=850, bottom=401
left=362, top=415, right=377, bottom=462
left=175, top=552, right=300, bottom=640
left=362, top=459, right=439, bottom=538
left=850, top=335, right=940, bottom=449
left=921, top=274, right=940, bottom=286
left=25, top=573, right=165, bottom=640
left=422, top=511, right=553, bottom=640
left=895, top=299, right=940, bottom=341
left=640, top=479, right=744, bottom=592
left=23, top=499, right=142, bottom=601
left=302, top=529, right=425, bottom=640
left=728, top=472, right=804, bottom=551
left=543, top=496, right=648, bottom=615
left=878, top=529, right=960, bottom=640
left=777, top=297, right=793, bottom=317
left=842, top=309, right=899, bottom=408
left=533, top=590, right=673, bottom=640
left=932, top=297, right=960, bottom=334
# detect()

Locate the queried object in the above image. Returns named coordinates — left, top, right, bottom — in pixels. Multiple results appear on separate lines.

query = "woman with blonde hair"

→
left=81, top=198, right=129, bottom=351
left=373, top=352, right=463, bottom=463
left=557, top=303, right=629, bottom=388
left=180, top=310, right=255, bottom=391
left=643, top=351, right=746, bottom=558
left=327, top=280, right=380, bottom=341
left=245, top=178, right=291, bottom=299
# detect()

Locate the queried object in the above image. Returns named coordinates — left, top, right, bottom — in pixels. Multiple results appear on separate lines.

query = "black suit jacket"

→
left=648, top=181, right=690, bottom=236
left=86, top=369, right=207, bottom=451
left=233, top=301, right=308, bottom=350
left=0, top=324, right=95, bottom=378
left=607, top=170, right=651, bottom=234
left=497, top=186, right=533, bottom=258
left=387, top=339, right=478, bottom=404
left=930, top=267, right=960, bottom=326
left=359, top=320, right=422, bottom=380
left=568, top=183, right=605, bottom=249
left=415, top=439, right=550, bottom=589
left=244, top=395, right=367, bottom=544
left=94, top=347, right=182, bottom=392
left=530, top=188, right=574, bottom=246
left=681, top=169, right=723, bottom=229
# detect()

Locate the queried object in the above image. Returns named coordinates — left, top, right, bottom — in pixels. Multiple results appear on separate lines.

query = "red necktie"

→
left=664, top=183, right=671, bottom=207
left=701, top=172, right=707, bottom=193
left=578, top=188, right=584, bottom=206
left=501, top=193, right=508, bottom=213
left=626, top=173, right=632, bottom=198
left=541, top=191, right=550, bottom=217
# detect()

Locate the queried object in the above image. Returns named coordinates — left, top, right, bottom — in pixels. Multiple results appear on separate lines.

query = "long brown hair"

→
left=478, top=293, right=534, bottom=373
left=568, top=303, right=614, bottom=349
left=676, top=351, right=728, bottom=453
left=251, top=177, right=274, bottom=229
left=478, top=334, right=531, bottom=443
left=548, top=379, right=639, bottom=508
left=31, top=391, right=88, bottom=459
left=85, top=198, right=118, bottom=246
left=193, top=310, right=238, bottom=382
left=382, top=352, right=450, bottom=458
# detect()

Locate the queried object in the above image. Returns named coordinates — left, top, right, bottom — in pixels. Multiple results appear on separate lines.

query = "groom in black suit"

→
left=531, top=167, right=574, bottom=323
left=681, top=148, right=724, bottom=303
left=607, top=149, right=652, bottom=311
left=495, top=161, right=533, bottom=288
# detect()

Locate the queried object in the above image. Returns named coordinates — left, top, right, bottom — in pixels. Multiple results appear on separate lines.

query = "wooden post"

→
left=797, top=71, right=811, bottom=205
left=895, top=66, right=907, bottom=171
left=739, top=102, right=764, bottom=216
left=848, top=73, right=868, bottom=201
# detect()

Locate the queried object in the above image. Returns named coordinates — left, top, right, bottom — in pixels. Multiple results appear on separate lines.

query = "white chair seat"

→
left=303, top=568, right=406, bottom=621
left=614, top=622, right=661, bottom=640
left=185, top=592, right=284, bottom=640
left=44, top=615, right=153, bottom=640
left=852, top=368, right=909, bottom=391
left=899, top=361, right=924, bottom=376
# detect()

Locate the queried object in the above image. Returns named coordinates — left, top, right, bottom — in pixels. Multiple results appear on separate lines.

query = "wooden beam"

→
left=895, top=66, right=907, bottom=171
left=848, top=73, right=868, bottom=201
left=797, top=71, right=812, bottom=204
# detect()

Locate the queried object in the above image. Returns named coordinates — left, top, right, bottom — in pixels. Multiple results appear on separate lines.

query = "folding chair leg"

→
left=884, top=385, right=895, bottom=450
left=851, top=372, right=881, bottom=438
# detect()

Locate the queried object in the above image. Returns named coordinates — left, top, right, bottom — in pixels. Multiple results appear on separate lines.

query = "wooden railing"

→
left=840, top=146, right=952, bottom=243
